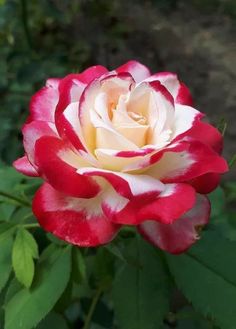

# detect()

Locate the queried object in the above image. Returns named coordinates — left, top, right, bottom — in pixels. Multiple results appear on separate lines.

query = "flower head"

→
left=14, top=61, right=228, bottom=254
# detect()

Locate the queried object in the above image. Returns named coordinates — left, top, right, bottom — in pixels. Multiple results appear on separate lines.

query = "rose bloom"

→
left=14, top=61, right=228, bottom=254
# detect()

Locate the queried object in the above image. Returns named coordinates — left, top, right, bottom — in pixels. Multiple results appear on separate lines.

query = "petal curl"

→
left=116, top=60, right=150, bottom=82
left=13, top=155, right=39, bottom=177
left=187, top=120, right=223, bottom=154
left=103, top=183, right=196, bottom=225
left=33, top=183, right=119, bottom=247
left=138, top=194, right=210, bottom=254
left=22, top=121, right=57, bottom=167
left=34, top=136, right=100, bottom=198
left=77, top=167, right=164, bottom=199
left=79, top=73, right=135, bottom=152
left=126, top=140, right=228, bottom=181
left=146, top=72, right=193, bottom=106
left=189, top=173, right=221, bottom=194
left=29, top=79, right=59, bottom=123
left=55, top=66, right=108, bottom=121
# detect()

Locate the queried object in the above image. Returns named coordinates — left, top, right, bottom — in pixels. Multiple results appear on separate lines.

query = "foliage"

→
left=0, top=162, right=235, bottom=328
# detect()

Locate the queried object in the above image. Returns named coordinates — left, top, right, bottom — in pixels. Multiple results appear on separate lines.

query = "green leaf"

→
left=12, top=228, right=39, bottom=288
left=0, top=237, right=13, bottom=293
left=5, top=245, right=72, bottom=329
left=0, top=222, right=16, bottom=242
left=166, top=231, right=236, bottom=329
left=37, top=312, right=69, bottom=329
left=4, top=279, right=22, bottom=305
left=72, top=247, right=86, bottom=284
left=208, top=187, right=226, bottom=218
left=113, top=238, right=170, bottom=329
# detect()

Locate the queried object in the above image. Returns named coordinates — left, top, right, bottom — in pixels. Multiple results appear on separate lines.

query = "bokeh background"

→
left=0, top=0, right=235, bottom=178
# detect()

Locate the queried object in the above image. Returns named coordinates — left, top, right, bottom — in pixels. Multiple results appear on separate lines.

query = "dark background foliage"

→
left=0, top=0, right=235, bottom=178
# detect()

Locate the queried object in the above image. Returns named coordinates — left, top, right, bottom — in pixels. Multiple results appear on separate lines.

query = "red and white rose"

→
left=14, top=60, right=228, bottom=254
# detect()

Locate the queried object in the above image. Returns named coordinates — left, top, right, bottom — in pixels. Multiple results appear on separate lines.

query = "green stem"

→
left=22, top=223, right=40, bottom=229
left=82, top=287, right=103, bottom=329
left=0, top=191, right=31, bottom=207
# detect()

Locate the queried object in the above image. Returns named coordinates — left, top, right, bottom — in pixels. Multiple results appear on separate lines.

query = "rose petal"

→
left=146, top=72, right=193, bottom=106
left=29, top=81, right=59, bottom=123
left=77, top=167, right=164, bottom=199
left=34, top=136, right=100, bottom=198
left=55, top=65, right=108, bottom=121
left=171, top=104, right=203, bottom=140
left=127, top=139, right=228, bottom=181
left=189, top=173, right=221, bottom=194
left=103, top=183, right=196, bottom=225
left=79, top=73, right=135, bottom=152
left=139, top=194, right=210, bottom=254
left=33, top=183, right=119, bottom=247
left=22, top=121, right=57, bottom=167
left=13, top=155, right=39, bottom=177
left=116, top=60, right=150, bottom=82
left=187, top=120, right=223, bottom=154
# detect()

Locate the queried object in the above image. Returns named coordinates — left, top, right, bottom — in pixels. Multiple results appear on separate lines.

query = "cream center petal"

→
left=111, top=95, right=150, bottom=148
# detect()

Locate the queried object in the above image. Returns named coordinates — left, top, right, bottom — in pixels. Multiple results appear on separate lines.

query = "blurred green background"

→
left=0, top=0, right=235, bottom=179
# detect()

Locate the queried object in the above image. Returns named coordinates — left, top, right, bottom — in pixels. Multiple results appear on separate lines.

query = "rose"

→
left=14, top=60, right=228, bottom=254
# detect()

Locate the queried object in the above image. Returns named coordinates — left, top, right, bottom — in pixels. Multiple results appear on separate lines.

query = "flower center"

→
left=128, top=111, right=147, bottom=125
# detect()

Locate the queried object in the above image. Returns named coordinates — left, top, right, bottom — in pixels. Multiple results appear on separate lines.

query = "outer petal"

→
left=77, top=65, right=108, bottom=84
left=22, top=121, right=57, bottom=167
left=103, top=183, right=196, bottom=225
left=189, top=173, right=221, bottom=194
left=140, top=140, right=228, bottom=182
left=55, top=66, right=108, bottom=120
left=33, top=183, right=119, bottom=247
left=139, top=194, right=210, bottom=254
left=34, top=136, right=100, bottom=198
left=13, top=155, right=39, bottom=177
left=187, top=120, right=223, bottom=154
left=146, top=72, right=193, bottom=106
left=116, top=60, right=150, bottom=83
left=77, top=167, right=164, bottom=199
left=176, top=82, right=193, bottom=106
left=29, top=79, right=59, bottom=123
left=171, top=104, right=203, bottom=141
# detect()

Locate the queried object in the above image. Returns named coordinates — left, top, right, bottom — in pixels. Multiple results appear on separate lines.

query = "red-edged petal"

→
left=144, top=139, right=228, bottom=182
left=55, top=74, right=86, bottom=120
left=176, top=82, right=193, bottom=106
left=33, top=183, right=119, bottom=247
left=77, top=65, right=108, bottom=84
left=55, top=66, right=108, bottom=120
left=139, top=194, right=210, bottom=254
left=13, top=155, right=39, bottom=177
left=146, top=72, right=193, bottom=106
left=116, top=60, right=150, bottom=82
left=34, top=136, right=100, bottom=198
left=189, top=173, right=221, bottom=194
left=77, top=167, right=164, bottom=199
left=22, top=121, right=57, bottom=166
left=56, top=102, right=87, bottom=152
left=29, top=81, right=59, bottom=123
left=187, top=120, right=223, bottom=154
left=103, top=183, right=196, bottom=225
